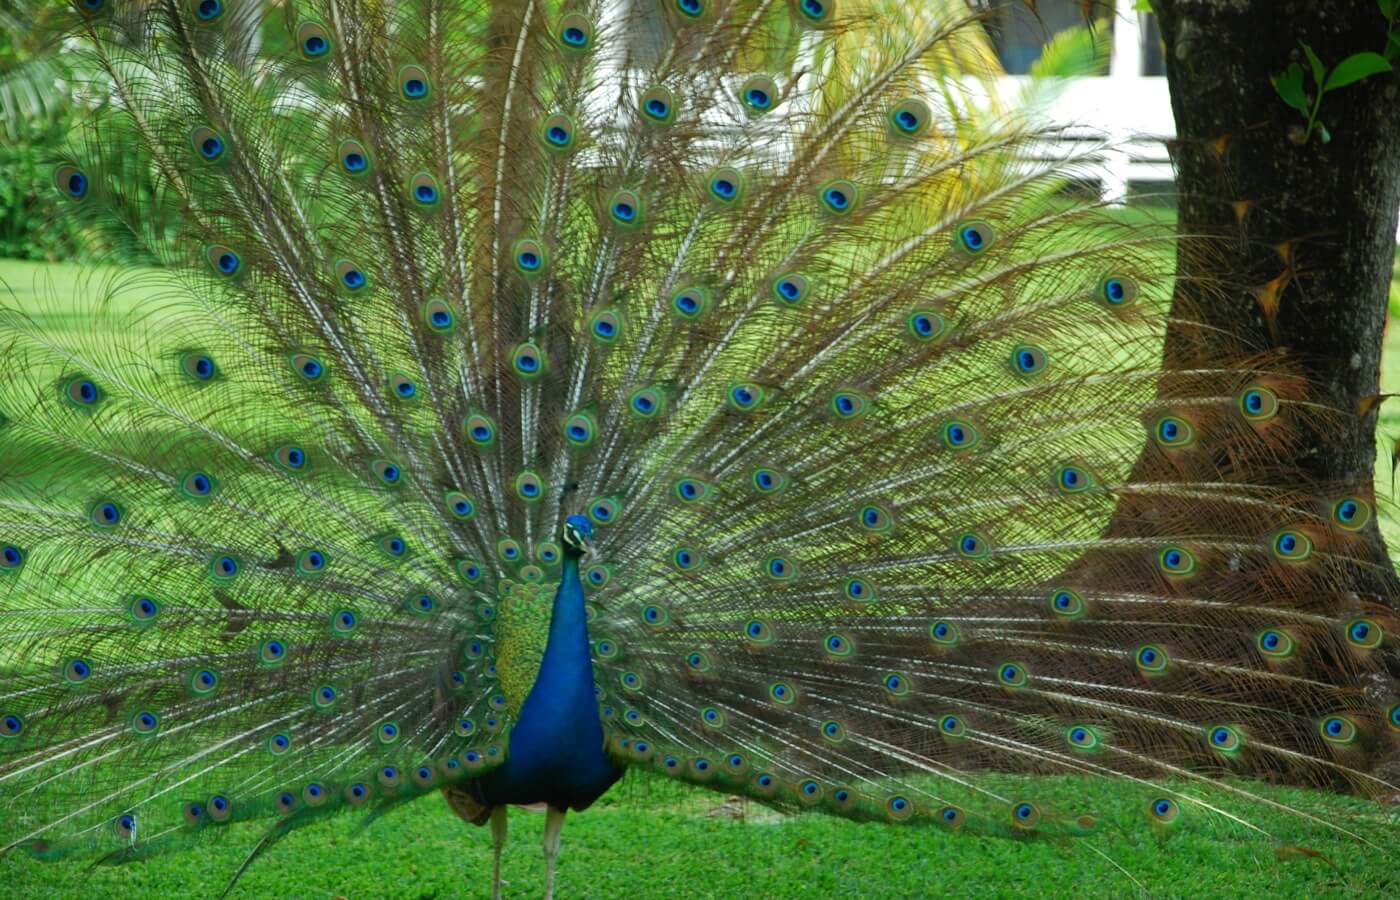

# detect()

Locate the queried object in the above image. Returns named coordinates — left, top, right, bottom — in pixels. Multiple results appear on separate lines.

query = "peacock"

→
left=1, top=0, right=1397, bottom=896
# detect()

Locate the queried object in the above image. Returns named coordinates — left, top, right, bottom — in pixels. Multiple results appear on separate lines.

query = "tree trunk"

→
left=1151, top=0, right=1400, bottom=596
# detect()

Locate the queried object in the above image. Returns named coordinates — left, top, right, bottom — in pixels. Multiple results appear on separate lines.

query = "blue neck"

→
left=483, top=554, right=619, bottom=808
left=533, top=555, right=595, bottom=706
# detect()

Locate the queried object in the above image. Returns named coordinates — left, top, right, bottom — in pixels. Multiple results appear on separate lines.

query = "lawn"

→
left=0, top=257, right=1397, bottom=898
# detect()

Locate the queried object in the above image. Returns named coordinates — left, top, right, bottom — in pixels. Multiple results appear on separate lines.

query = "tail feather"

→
left=0, top=0, right=1394, bottom=881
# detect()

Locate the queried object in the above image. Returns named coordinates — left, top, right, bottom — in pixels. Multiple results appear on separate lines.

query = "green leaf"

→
left=1388, top=31, right=1400, bottom=62
left=1322, top=51, right=1392, bottom=92
left=1272, top=63, right=1310, bottom=114
left=1133, top=0, right=1154, bottom=11
left=1381, top=0, right=1399, bottom=20
left=1301, top=43, right=1326, bottom=88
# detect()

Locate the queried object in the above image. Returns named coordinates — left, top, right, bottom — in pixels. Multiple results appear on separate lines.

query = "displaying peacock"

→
left=1, top=0, right=1396, bottom=896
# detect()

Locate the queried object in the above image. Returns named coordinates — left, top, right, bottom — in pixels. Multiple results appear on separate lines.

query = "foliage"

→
left=1270, top=1, right=1396, bottom=144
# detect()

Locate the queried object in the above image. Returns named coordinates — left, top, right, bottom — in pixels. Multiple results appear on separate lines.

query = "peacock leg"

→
left=542, top=806, right=566, bottom=900
left=490, top=806, right=507, bottom=900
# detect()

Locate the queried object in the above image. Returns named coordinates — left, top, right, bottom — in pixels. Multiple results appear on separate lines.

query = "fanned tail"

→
left=0, top=0, right=1394, bottom=882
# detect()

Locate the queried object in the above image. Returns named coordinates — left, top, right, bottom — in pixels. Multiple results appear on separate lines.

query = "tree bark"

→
left=1151, top=0, right=1400, bottom=596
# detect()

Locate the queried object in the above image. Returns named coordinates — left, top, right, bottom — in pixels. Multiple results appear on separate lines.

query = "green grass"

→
left=1, top=257, right=1398, bottom=897
left=2, top=774, right=1396, bottom=899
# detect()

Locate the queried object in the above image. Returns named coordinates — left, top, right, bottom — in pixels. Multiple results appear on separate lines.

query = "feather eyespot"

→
left=1049, top=589, right=1086, bottom=619
left=607, top=189, right=645, bottom=228
left=1319, top=715, right=1358, bottom=744
left=630, top=386, right=665, bottom=418
left=295, top=548, right=327, bottom=575
left=512, top=341, right=546, bottom=379
left=1158, top=546, right=1197, bottom=576
left=209, top=554, right=239, bottom=582
left=444, top=490, right=476, bottom=520
left=180, top=471, right=217, bottom=501
left=1147, top=797, right=1179, bottom=825
left=672, top=286, right=712, bottom=320
left=823, top=633, right=853, bottom=658
left=1238, top=386, right=1279, bottom=421
left=89, top=500, right=123, bottom=528
left=954, top=220, right=996, bottom=255
left=829, top=390, right=868, bottom=420
left=188, top=668, right=220, bottom=695
left=771, top=272, right=810, bottom=307
left=764, top=555, right=797, bottom=581
left=996, top=661, right=1028, bottom=688
left=794, top=0, right=834, bottom=26
left=1345, top=618, right=1382, bottom=649
left=1067, top=725, right=1101, bottom=750
left=671, top=546, right=702, bottom=572
left=675, top=0, right=707, bottom=19
left=743, top=619, right=774, bottom=644
left=1271, top=529, right=1312, bottom=562
left=882, top=671, right=911, bottom=697
left=639, top=86, right=678, bottom=125
left=842, top=577, right=875, bottom=602
left=941, top=420, right=979, bottom=450
left=206, top=244, right=242, bottom=277
left=455, top=560, right=483, bottom=584
left=464, top=412, right=497, bottom=447
left=180, top=352, right=218, bottom=382
left=398, top=64, right=431, bottom=101
left=707, top=167, right=744, bottom=205
left=0, top=545, right=24, bottom=575
left=1055, top=464, right=1092, bottom=494
left=408, top=172, right=441, bottom=208
left=1100, top=275, right=1138, bottom=306
left=296, top=22, right=332, bottom=61
left=1206, top=724, right=1243, bottom=753
left=888, top=98, right=930, bottom=138
left=513, top=471, right=544, bottom=502
left=1135, top=644, right=1169, bottom=674
left=929, top=620, right=959, bottom=646
left=1256, top=628, right=1295, bottom=658
left=331, top=609, right=358, bottom=635
left=370, top=459, right=403, bottom=487
left=1011, top=344, right=1048, bottom=376
left=1331, top=497, right=1371, bottom=531
left=740, top=76, right=778, bottom=114
left=53, top=165, right=88, bottom=201
left=885, top=795, right=914, bottom=820
left=557, top=14, right=595, bottom=50
left=190, top=126, right=226, bottom=163
left=956, top=531, right=989, bottom=559
left=273, top=444, right=308, bottom=472
left=590, top=309, right=622, bottom=343
left=422, top=298, right=456, bottom=333
left=906, top=309, right=946, bottom=341
left=288, top=352, right=325, bottom=383
left=727, top=382, right=765, bottom=412
left=818, top=179, right=859, bottom=215
left=338, top=140, right=371, bottom=176
left=63, top=658, right=92, bottom=685
left=192, top=0, right=224, bottom=23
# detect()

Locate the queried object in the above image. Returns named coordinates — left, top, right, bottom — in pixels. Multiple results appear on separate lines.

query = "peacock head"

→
left=561, top=514, right=595, bottom=558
